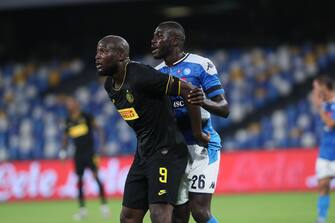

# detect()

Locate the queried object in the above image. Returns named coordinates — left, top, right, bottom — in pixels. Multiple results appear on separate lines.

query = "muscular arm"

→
left=166, top=77, right=210, bottom=145
left=187, top=88, right=229, bottom=118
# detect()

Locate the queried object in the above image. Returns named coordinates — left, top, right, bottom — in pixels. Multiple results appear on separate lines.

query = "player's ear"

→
left=171, top=36, right=179, bottom=47
left=117, top=50, right=129, bottom=62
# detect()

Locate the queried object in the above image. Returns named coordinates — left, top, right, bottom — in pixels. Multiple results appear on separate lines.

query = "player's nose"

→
left=95, top=54, right=101, bottom=61
left=151, top=38, right=156, bottom=47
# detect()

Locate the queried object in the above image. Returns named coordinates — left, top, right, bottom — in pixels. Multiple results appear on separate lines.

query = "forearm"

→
left=202, top=98, right=229, bottom=118
left=184, top=100, right=203, bottom=139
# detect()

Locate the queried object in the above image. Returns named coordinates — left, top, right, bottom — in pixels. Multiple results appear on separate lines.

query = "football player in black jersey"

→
left=61, top=97, right=109, bottom=220
left=96, top=35, right=209, bottom=223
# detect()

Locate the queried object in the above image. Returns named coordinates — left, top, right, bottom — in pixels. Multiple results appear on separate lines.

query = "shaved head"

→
left=96, top=35, right=130, bottom=76
left=157, top=21, right=185, bottom=47
left=98, top=35, right=130, bottom=58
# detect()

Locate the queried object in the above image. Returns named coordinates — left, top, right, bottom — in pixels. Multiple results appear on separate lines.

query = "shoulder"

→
left=82, top=112, right=92, bottom=118
left=104, top=77, right=112, bottom=91
left=128, top=61, right=157, bottom=73
left=184, top=53, right=217, bottom=75
left=155, top=61, right=166, bottom=70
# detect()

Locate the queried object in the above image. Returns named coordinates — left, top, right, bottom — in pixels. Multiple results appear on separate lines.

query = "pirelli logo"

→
left=118, top=107, right=139, bottom=121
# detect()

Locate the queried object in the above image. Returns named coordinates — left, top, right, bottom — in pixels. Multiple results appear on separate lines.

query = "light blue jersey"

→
left=319, top=98, right=335, bottom=160
left=156, top=53, right=224, bottom=153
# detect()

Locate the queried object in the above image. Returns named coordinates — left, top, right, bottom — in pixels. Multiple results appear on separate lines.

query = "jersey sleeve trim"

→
left=208, top=89, right=225, bottom=98
left=165, top=75, right=172, bottom=95
left=205, top=85, right=224, bottom=96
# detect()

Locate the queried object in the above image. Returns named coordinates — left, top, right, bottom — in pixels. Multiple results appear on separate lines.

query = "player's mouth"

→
left=96, top=63, right=103, bottom=71
left=151, top=46, right=159, bottom=55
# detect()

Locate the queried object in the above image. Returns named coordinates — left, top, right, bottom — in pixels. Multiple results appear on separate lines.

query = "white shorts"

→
left=316, top=158, right=335, bottom=180
left=176, top=144, right=220, bottom=205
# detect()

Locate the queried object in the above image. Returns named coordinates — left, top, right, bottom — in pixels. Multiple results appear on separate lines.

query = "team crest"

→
left=126, top=90, right=134, bottom=103
left=183, top=68, right=191, bottom=75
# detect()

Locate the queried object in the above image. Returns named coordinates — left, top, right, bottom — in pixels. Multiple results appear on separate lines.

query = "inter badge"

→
left=126, top=90, right=134, bottom=103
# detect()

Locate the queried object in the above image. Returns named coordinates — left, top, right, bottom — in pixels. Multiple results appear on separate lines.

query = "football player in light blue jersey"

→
left=312, top=76, right=335, bottom=223
left=151, top=21, right=229, bottom=223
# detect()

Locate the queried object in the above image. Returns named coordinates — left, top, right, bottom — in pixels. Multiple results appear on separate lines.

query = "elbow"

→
left=223, top=111, right=229, bottom=118
left=219, top=106, right=230, bottom=118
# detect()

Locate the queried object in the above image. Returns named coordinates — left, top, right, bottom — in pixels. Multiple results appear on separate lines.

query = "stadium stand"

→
left=1, top=43, right=335, bottom=160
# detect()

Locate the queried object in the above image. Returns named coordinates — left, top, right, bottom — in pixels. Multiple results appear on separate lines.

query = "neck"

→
left=70, top=111, right=80, bottom=119
left=164, top=49, right=185, bottom=67
left=113, top=59, right=130, bottom=85
left=112, top=59, right=130, bottom=90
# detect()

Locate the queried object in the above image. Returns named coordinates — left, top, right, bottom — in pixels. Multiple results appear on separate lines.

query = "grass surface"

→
left=1, top=192, right=334, bottom=223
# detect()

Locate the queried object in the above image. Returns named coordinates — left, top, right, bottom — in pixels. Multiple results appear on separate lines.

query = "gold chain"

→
left=113, top=60, right=129, bottom=91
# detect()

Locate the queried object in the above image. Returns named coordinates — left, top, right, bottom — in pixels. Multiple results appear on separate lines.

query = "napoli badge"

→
left=183, top=68, right=191, bottom=75
left=126, top=90, right=134, bottom=103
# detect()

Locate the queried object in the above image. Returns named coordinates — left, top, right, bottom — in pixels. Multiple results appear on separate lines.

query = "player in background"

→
left=96, top=35, right=209, bottom=223
left=312, top=76, right=335, bottom=223
left=151, top=21, right=229, bottom=223
left=60, top=97, right=109, bottom=221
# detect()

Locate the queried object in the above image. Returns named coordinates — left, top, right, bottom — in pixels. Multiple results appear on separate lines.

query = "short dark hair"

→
left=158, top=21, right=185, bottom=45
left=315, top=75, right=334, bottom=90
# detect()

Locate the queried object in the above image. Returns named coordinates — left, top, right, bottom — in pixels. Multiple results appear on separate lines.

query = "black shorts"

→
left=122, top=146, right=188, bottom=210
left=74, top=155, right=98, bottom=176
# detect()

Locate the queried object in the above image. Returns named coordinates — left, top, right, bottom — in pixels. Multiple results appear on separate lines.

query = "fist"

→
left=188, top=88, right=205, bottom=105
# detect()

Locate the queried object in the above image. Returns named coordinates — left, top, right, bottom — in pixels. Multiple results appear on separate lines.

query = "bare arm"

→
left=187, top=88, right=229, bottom=118
left=167, top=77, right=210, bottom=145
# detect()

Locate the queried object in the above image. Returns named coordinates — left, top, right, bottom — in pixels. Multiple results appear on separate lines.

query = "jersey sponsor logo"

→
left=68, top=123, right=89, bottom=138
left=126, top=90, right=134, bottom=103
left=158, top=189, right=167, bottom=196
left=117, top=107, right=139, bottom=121
left=173, top=100, right=185, bottom=108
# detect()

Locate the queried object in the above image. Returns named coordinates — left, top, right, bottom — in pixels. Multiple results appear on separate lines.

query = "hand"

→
left=188, top=88, right=205, bottom=106
left=196, top=132, right=210, bottom=147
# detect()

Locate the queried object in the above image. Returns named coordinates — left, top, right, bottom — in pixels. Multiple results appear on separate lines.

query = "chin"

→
left=153, top=54, right=163, bottom=59
left=97, top=70, right=108, bottom=76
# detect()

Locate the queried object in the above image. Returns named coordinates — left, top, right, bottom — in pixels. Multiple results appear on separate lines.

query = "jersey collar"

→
left=172, top=53, right=189, bottom=66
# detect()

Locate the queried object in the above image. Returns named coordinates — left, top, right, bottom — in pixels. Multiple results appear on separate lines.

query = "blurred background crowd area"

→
left=0, top=0, right=334, bottom=160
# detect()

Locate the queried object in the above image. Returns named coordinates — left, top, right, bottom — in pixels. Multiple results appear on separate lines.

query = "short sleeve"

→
left=136, top=64, right=171, bottom=96
left=199, top=59, right=225, bottom=98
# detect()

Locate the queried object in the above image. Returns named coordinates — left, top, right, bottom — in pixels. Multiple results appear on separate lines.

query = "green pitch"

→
left=0, top=192, right=334, bottom=223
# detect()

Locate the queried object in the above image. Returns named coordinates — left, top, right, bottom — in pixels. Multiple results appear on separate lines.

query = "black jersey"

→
left=104, top=62, right=187, bottom=162
left=65, top=112, right=95, bottom=157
